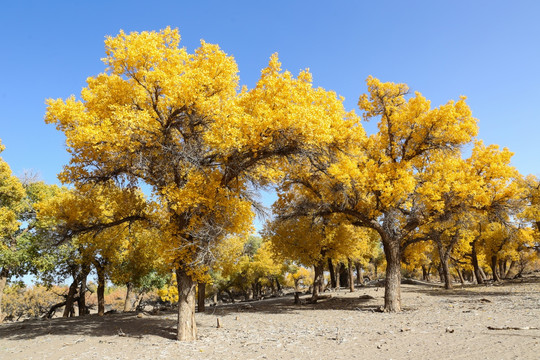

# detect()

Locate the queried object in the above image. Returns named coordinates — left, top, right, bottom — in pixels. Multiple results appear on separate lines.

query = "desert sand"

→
left=1, top=277, right=539, bottom=360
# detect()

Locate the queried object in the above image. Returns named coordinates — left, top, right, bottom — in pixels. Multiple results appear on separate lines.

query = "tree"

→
left=0, top=140, right=26, bottom=321
left=277, top=77, right=478, bottom=311
left=45, top=28, right=354, bottom=339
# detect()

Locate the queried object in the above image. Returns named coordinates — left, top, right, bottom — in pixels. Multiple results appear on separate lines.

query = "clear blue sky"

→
left=1, top=0, right=539, bottom=185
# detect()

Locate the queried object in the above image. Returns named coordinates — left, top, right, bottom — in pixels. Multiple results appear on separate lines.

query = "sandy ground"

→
left=1, top=277, right=539, bottom=360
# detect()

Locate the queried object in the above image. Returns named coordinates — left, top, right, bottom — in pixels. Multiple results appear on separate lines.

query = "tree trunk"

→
left=470, top=240, right=484, bottom=284
left=63, top=274, right=79, bottom=317
left=441, top=256, right=452, bottom=289
left=455, top=266, right=465, bottom=285
left=491, top=255, right=501, bottom=282
left=176, top=267, right=197, bottom=341
left=421, top=265, right=430, bottom=282
left=348, top=259, right=355, bottom=292
left=124, top=282, right=133, bottom=312
left=355, top=262, right=364, bottom=286
left=383, top=239, right=401, bottom=312
left=338, top=263, right=348, bottom=288
left=0, top=268, right=8, bottom=323
left=311, top=261, right=324, bottom=302
left=197, top=282, right=205, bottom=313
left=499, top=259, right=506, bottom=279
left=335, top=263, right=341, bottom=290
left=436, top=243, right=452, bottom=289
left=505, top=260, right=517, bottom=278
left=96, top=263, right=106, bottom=316
left=78, top=266, right=89, bottom=316
left=328, top=258, right=337, bottom=288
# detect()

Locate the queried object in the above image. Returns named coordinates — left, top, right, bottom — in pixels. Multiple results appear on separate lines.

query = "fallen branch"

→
left=487, top=326, right=540, bottom=331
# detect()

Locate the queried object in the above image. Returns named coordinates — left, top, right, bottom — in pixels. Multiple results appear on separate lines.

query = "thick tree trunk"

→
left=176, top=267, right=197, bottom=341
left=355, top=262, right=364, bottom=286
left=63, top=274, right=79, bottom=317
left=491, top=255, right=501, bottom=282
left=383, top=239, right=401, bottom=312
left=338, top=263, right=348, bottom=288
left=505, top=260, right=517, bottom=278
left=470, top=241, right=484, bottom=284
left=124, top=282, right=133, bottom=312
left=436, top=243, right=452, bottom=289
left=499, top=260, right=506, bottom=279
left=0, top=268, right=8, bottom=323
left=96, top=263, right=106, bottom=316
left=311, top=261, right=324, bottom=302
left=275, top=278, right=281, bottom=292
left=347, top=258, right=355, bottom=292
left=328, top=258, right=337, bottom=288
left=421, top=265, right=430, bottom=282
left=78, top=266, right=89, bottom=316
left=197, top=282, right=205, bottom=313
left=441, top=256, right=452, bottom=289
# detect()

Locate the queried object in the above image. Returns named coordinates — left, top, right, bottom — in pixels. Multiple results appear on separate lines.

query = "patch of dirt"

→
left=1, top=277, right=540, bottom=359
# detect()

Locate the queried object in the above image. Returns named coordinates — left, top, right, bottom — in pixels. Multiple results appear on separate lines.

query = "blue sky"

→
left=1, top=1, right=539, bottom=193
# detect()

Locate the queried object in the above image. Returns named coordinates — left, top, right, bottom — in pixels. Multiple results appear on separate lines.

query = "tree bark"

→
left=440, top=256, right=452, bottom=289
left=96, top=262, right=106, bottom=316
left=176, top=267, right=197, bottom=341
left=347, top=258, right=355, bottom=292
left=328, top=258, right=337, bottom=288
left=63, top=273, right=79, bottom=317
left=470, top=240, right=484, bottom=284
left=491, top=255, right=501, bottom=282
left=124, top=282, right=133, bottom=312
left=0, top=268, right=8, bottom=323
left=197, top=282, right=205, bottom=313
left=78, top=266, right=90, bottom=316
left=436, top=243, right=452, bottom=289
left=335, top=263, right=341, bottom=290
left=383, top=239, right=401, bottom=312
left=505, top=260, right=517, bottom=278
left=455, top=266, right=465, bottom=285
left=421, top=265, right=430, bottom=282
left=311, top=261, right=324, bottom=302
left=355, top=262, right=364, bottom=286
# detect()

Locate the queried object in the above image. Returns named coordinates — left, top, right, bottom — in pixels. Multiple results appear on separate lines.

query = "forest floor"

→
left=1, top=276, right=539, bottom=360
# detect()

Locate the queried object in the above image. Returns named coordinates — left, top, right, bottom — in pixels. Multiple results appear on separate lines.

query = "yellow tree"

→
left=279, top=77, right=478, bottom=311
left=266, top=213, right=376, bottom=300
left=45, top=28, right=354, bottom=339
left=0, top=140, right=26, bottom=321
left=463, top=142, right=523, bottom=284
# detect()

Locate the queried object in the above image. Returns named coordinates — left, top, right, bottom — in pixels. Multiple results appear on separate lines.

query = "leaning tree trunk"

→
left=347, top=258, right=355, bottom=292
left=505, top=260, right=517, bottom=278
left=0, top=268, right=8, bottom=323
left=197, top=282, right=205, bottom=313
left=491, top=255, right=501, bottom=282
left=96, top=263, right=106, bottom=316
left=470, top=240, right=484, bottom=285
left=328, top=258, right=337, bottom=288
left=176, top=267, right=197, bottom=341
left=63, top=272, right=79, bottom=317
left=311, top=261, right=324, bottom=302
left=382, top=239, right=402, bottom=312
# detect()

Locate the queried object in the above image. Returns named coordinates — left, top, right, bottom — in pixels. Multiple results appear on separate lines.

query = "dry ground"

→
left=1, top=277, right=539, bottom=359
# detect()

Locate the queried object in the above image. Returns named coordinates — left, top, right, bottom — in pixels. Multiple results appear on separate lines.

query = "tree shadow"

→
left=207, top=292, right=385, bottom=316
left=0, top=312, right=179, bottom=341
